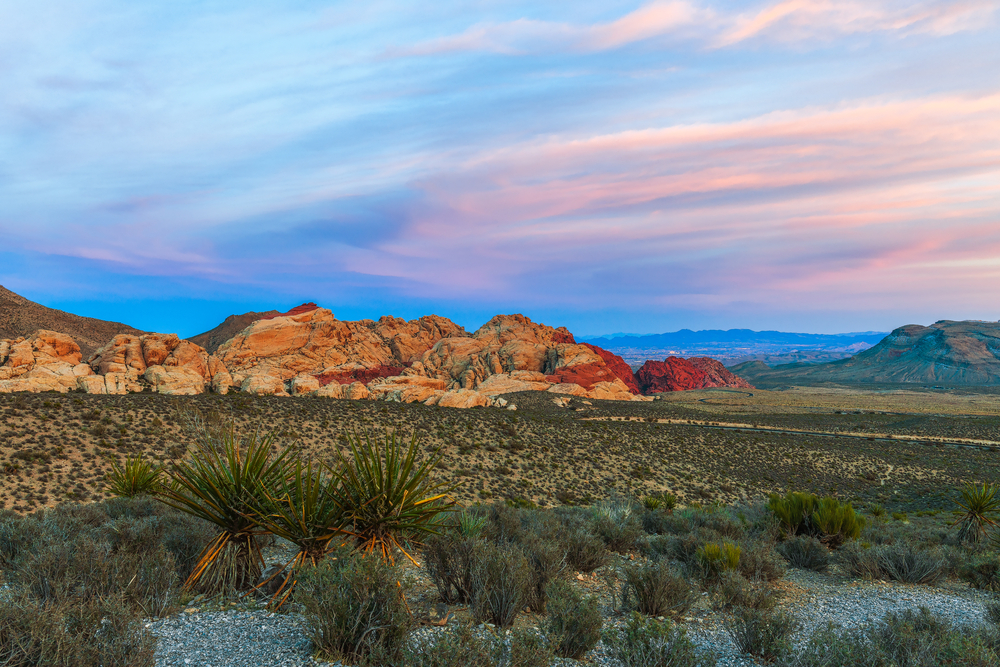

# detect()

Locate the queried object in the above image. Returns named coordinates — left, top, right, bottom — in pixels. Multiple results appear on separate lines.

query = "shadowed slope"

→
left=0, top=285, right=143, bottom=358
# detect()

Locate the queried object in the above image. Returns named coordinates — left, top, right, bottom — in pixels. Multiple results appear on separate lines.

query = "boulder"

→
left=313, top=382, right=344, bottom=399
left=211, top=371, right=233, bottom=395
left=437, top=388, right=490, bottom=409
left=289, top=374, right=321, bottom=396
left=586, top=379, right=637, bottom=401
left=546, top=383, right=589, bottom=397
left=30, top=330, right=82, bottom=365
left=241, top=373, right=288, bottom=396
left=474, top=372, right=551, bottom=396
left=144, top=365, right=205, bottom=395
left=76, top=375, right=108, bottom=394
left=343, top=381, right=370, bottom=400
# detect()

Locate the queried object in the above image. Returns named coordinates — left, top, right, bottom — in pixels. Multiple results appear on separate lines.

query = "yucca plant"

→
left=105, top=455, right=163, bottom=497
left=331, top=428, right=455, bottom=564
left=953, top=483, right=1000, bottom=544
left=157, top=425, right=293, bottom=594
left=250, top=459, right=347, bottom=606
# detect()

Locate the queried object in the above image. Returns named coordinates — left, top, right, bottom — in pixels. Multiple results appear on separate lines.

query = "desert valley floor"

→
left=3, top=384, right=999, bottom=514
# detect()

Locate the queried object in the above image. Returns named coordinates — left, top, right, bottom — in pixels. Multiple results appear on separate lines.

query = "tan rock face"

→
left=86, top=333, right=222, bottom=394
left=290, top=374, right=320, bottom=396
left=241, top=373, right=288, bottom=396
left=0, top=331, right=89, bottom=392
left=436, top=388, right=491, bottom=409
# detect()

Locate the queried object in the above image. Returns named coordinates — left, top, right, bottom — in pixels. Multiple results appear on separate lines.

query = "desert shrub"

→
left=768, top=492, right=864, bottom=547
left=696, top=541, right=740, bottom=581
left=544, top=579, right=602, bottom=659
left=603, top=612, right=716, bottom=667
left=737, top=538, right=787, bottom=582
left=559, top=525, right=609, bottom=573
left=295, top=553, right=412, bottom=664
left=777, top=535, right=830, bottom=572
left=396, top=625, right=552, bottom=667
left=470, top=543, right=534, bottom=629
left=962, top=553, right=1000, bottom=591
left=841, top=542, right=947, bottom=585
left=712, top=571, right=777, bottom=611
left=519, top=536, right=565, bottom=612
left=779, top=607, right=999, bottom=667
left=622, top=560, right=697, bottom=617
left=723, top=607, right=797, bottom=662
left=425, top=534, right=479, bottom=604
left=0, top=504, right=180, bottom=617
left=592, top=500, right=643, bottom=553
left=0, top=590, right=156, bottom=667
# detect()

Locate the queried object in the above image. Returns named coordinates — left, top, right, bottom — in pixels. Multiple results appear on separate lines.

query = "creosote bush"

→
left=544, top=579, right=602, bottom=659
left=839, top=542, right=947, bottom=585
left=604, top=612, right=716, bottom=667
left=777, top=535, right=830, bottom=572
left=622, top=560, right=697, bottom=617
left=295, top=551, right=412, bottom=664
left=723, top=607, right=797, bottom=662
left=778, top=606, right=1000, bottom=667
left=470, top=542, right=534, bottom=629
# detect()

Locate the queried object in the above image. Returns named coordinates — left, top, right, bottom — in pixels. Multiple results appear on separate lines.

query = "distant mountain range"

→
left=731, top=320, right=1000, bottom=387
left=580, top=329, right=888, bottom=367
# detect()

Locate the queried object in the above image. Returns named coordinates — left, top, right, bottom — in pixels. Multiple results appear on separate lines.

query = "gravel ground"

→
left=148, top=568, right=999, bottom=667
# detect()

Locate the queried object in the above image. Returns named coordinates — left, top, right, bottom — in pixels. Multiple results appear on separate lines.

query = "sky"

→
left=1, top=0, right=999, bottom=338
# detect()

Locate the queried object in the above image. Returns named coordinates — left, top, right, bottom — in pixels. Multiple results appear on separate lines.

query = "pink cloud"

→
left=394, top=0, right=996, bottom=57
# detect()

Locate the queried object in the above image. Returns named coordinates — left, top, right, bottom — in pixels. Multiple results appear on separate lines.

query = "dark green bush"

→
left=603, top=612, right=716, bottom=667
left=559, top=525, right=609, bottom=573
left=425, top=534, right=479, bottom=604
left=712, top=571, right=777, bottom=612
left=622, top=560, right=697, bottom=617
left=961, top=553, right=1000, bottom=591
left=592, top=501, right=643, bottom=553
left=723, top=607, right=797, bottom=662
left=395, top=625, right=552, bottom=667
left=519, top=535, right=565, bottom=613
left=768, top=492, right=864, bottom=547
left=470, top=543, right=534, bottom=629
left=737, top=538, right=787, bottom=582
left=295, top=553, right=412, bottom=663
left=778, top=607, right=1000, bottom=667
left=777, top=535, right=830, bottom=572
left=544, top=579, right=602, bottom=659
left=0, top=590, right=155, bottom=667
left=840, top=542, right=947, bottom=585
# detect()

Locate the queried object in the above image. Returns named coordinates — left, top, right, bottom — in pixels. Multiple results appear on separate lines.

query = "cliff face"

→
left=637, top=356, right=754, bottom=393
left=731, top=320, right=1000, bottom=387
left=188, top=303, right=320, bottom=354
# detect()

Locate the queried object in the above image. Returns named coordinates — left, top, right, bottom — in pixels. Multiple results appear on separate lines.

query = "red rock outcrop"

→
left=687, top=357, right=754, bottom=390
left=637, top=356, right=754, bottom=393
left=259, top=303, right=320, bottom=320
left=579, top=343, right=640, bottom=393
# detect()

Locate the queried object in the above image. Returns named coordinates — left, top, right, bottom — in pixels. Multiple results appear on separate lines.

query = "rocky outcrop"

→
left=83, top=333, right=224, bottom=395
left=581, top=343, right=640, bottom=393
left=0, top=330, right=95, bottom=393
left=637, top=356, right=754, bottom=393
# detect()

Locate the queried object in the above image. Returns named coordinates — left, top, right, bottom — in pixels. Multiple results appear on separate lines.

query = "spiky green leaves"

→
left=105, top=455, right=163, bottom=498
left=953, top=483, right=1000, bottom=544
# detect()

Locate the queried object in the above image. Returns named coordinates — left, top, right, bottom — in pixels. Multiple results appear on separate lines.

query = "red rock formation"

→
left=315, top=365, right=405, bottom=386
left=259, top=303, right=320, bottom=320
left=637, top=356, right=754, bottom=393
left=581, top=343, right=640, bottom=393
left=545, top=362, right=620, bottom=389
left=687, top=357, right=754, bottom=390
left=637, top=357, right=707, bottom=393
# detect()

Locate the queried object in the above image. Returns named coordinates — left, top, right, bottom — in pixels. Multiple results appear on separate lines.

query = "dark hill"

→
left=188, top=303, right=319, bottom=354
left=0, top=285, right=143, bottom=358
left=731, top=320, right=1000, bottom=386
